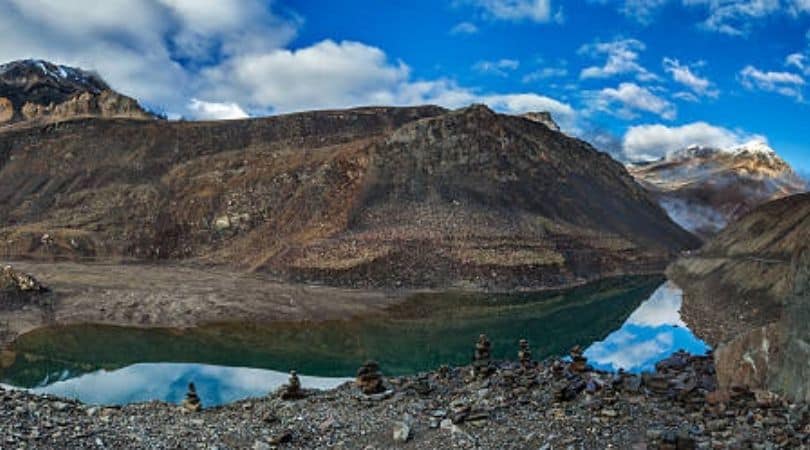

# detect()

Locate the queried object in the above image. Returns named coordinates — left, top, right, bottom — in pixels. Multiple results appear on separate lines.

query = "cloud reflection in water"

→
left=584, top=282, right=709, bottom=373
left=32, top=363, right=350, bottom=406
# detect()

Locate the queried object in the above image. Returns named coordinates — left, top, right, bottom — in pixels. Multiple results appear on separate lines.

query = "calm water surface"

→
left=0, top=277, right=708, bottom=406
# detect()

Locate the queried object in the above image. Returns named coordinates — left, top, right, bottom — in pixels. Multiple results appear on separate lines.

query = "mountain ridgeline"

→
left=629, top=142, right=807, bottom=239
left=0, top=60, right=153, bottom=127
left=0, top=59, right=699, bottom=290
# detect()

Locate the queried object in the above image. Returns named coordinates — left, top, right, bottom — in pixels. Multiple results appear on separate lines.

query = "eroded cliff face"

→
left=0, top=103, right=697, bottom=290
left=0, top=60, right=152, bottom=127
left=669, top=193, right=810, bottom=401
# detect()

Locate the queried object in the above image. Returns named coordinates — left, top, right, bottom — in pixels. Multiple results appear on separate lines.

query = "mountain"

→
left=628, top=141, right=807, bottom=239
left=0, top=59, right=153, bottom=127
left=669, top=193, right=810, bottom=401
left=0, top=89, right=699, bottom=290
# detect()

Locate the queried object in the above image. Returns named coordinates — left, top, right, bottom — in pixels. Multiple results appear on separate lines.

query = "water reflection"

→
left=0, top=277, right=710, bottom=406
left=584, top=282, right=710, bottom=372
left=31, top=364, right=349, bottom=406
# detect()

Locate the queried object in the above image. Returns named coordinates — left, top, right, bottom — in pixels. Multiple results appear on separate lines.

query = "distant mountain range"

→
left=0, top=60, right=698, bottom=290
left=628, top=141, right=808, bottom=239
left=0, top=59, right=153, bottom=127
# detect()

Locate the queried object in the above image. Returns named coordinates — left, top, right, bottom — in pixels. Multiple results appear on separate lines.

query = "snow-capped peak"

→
left=728, top=139, right=776, bottom=156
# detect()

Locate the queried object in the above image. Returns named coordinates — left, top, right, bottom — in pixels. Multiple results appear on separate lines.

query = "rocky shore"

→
left=1, top=348, right=807, bottom=449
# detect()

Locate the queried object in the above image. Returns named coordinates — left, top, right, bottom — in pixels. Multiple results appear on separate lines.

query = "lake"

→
left=0, top=276, right=708, bottom=406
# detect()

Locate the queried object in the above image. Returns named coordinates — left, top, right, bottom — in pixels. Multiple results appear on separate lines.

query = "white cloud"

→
left=473, top=58, right=520, bottom=76
left=739, top=65, right=805, bottom=100
left=522, top=67, right=568, bottom=82
left=684, top=0, right=782, bottom=35
left=579, top=38, right=657, bottom=81
left=0, top=0, right=297, bottom=117
left=450, top=21, right=480, bottom=35
left=188, top=99, right=248, bottom=120
left=663, top=58, right=719, bottom=98
left=622, top=121, right=764, bottom=160
left=786, top=53, right=808, bottom=73
left=589, top=0, right=670, bottom=24
left=199, top=40, right=412, bottom=113
left=464, top=0, right=553, bottom=22
left=589, top=82, right=676, bottom=120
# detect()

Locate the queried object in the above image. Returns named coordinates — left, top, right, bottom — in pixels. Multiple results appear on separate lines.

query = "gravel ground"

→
left=1, top=351, right=807, bottom=449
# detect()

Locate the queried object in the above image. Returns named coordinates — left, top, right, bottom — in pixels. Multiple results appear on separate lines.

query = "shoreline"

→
left=1, top=259, right=664, bottom=347
left=1, top=351, right=806, bottom=448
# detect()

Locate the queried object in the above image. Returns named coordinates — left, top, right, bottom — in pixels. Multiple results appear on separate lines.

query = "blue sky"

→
left=0, top=0, right=808, bottom=172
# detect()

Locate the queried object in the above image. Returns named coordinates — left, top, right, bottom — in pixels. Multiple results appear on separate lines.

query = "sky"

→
left=0, top=0, right=808, bottom=172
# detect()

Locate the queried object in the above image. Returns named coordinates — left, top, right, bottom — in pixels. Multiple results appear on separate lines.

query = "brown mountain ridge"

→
left=0, top=87, right=699, bottom=290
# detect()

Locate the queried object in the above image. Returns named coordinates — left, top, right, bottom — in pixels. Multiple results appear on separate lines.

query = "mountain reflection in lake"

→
left=0, top=276, right=708, bottom=406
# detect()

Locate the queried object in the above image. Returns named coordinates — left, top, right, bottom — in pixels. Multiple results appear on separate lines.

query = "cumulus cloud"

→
left=588, top=82, right=676, bottom=120
left=450, top=21, right=480, bottom=35
left=463, top=0, right=554, bottom=22
left=0, top=0, right=577, bottom=124
left=0, top=0, right=296, bottom=117
left=473, top=58, right=521, bottom=77
left=663, top=58, right=719, bottom=98
left=739, top=65, right=805, bottom=100
left=622, top=121, right=765, bottom=160
left=199, top=40, right=412, bottom=113
left=188, top=99, right=248, bottom=120
left=579, top=38, right=657, bottom=81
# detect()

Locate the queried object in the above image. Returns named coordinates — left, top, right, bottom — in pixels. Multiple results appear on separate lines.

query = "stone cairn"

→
left=569, top=345, right=588, bottom=373
left=281, top=370, right=305, bottom=400
left=182, top=382, right=202, bottom=412
left=518, top=339, right=533, bottom=369
left=471, top=334, right=494, bottom=379
left=356, top=360, right=385, bottom=395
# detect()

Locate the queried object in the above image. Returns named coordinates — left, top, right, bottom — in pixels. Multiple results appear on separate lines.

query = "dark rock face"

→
left=0, top=60, right=152, bottom=127
left=670, top=193, right=810, bottom=401
left=0, top=100, right=697, bottom=289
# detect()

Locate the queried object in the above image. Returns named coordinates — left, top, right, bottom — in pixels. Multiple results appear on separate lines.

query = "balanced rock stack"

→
left=182, top=382, right=202, bottom=412
left=472, top=334, right=494, bottom=379
left=569, top=345, right=588, bottom=373
left=281, top=370, right=305, bottom=400
left=518, top=339, right=533, bottom=369
left=356, top=360, right=385, bottom=395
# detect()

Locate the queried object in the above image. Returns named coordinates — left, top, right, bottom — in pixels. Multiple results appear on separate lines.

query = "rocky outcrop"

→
left=669, top=193, right=810, bottom=401
left=520, top=111, right=560, bottom=132
left=629, top=142, right=807, bottom=239
left=0, top=59, right=153, bottom=127
left=0, top=265, right=48, bottom=306
left=0, top=98, right=697, bottom=289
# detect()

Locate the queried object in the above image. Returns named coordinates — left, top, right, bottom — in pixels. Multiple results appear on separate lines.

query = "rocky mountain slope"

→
left=0, top=60, right=153, bottom=127
left=669, top=193, right=810, bottom=401
left=629, top=141, right=807, bottom=239
left=0, top=60, right=698, bottom=290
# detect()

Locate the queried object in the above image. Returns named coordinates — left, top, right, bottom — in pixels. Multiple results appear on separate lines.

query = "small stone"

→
left=392, top=421, right=411, bottom=443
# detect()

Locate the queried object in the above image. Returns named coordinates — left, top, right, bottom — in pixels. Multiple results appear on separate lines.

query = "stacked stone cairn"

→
left=281, top=370, right=305, bottom=400
left=518, top=338, right=533, bottom=369
left=356, top=360, right=385, bottom=395
left=182, top=382, right=202, bottom=412
left=569, top=345, right=588, bottom=373
left=471, top=334, right=494, bottom=379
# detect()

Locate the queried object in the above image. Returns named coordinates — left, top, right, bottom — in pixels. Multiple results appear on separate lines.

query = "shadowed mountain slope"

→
left=0, top=101, right=697, bottom=289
